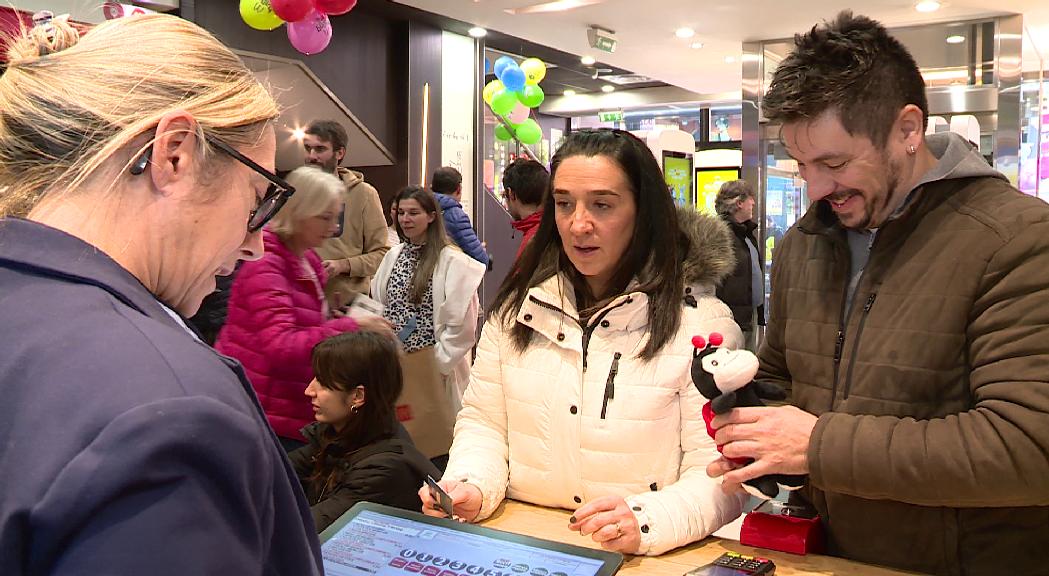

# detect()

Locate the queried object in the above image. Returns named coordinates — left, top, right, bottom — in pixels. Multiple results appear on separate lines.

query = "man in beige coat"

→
left=303, top=120, right=388, bottom=308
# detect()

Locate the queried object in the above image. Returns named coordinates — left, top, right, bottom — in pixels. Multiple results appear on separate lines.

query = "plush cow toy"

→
left=690, top=332, right=806, bottom=499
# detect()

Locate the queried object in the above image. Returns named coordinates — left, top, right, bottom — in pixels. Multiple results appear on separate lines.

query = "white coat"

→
left=371, top=243, right=485, bottom=409
left=444, top=270, right=749, bottom=556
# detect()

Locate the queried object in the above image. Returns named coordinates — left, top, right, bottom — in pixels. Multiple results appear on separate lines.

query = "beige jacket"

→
left=315, top=168, right=389, bottom=306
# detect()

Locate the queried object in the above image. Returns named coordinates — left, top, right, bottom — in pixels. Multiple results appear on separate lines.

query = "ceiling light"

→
left=690, top=42, right=704, bottom=49
left=581, top=55, right=596, bottom=66
left=564, top=89, right=577, bottom=96
left=946, top=34, right=965, bottom=44
left=467, top=27, right=487, bottom=38
left=724, top=56, right=737, bottom=63
left=291, top=128, right=306, bottom=140
left=675, top=27, right=695, bottom=39
left=601, top=85, right=615, bottom=93
left=505, top=0, right=604, bottom=15
left=915, top=0, right=941, bottom=12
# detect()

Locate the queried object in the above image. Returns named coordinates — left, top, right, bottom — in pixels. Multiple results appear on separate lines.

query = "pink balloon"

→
left=508, top=102, right=530, bottom=124
left=312, top=0, right=357, bottom=16
left=287, top=8, right=332, bottom=55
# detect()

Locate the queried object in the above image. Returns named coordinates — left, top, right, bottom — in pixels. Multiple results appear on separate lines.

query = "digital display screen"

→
left=663, top=154, right=693, bottom=207
left=322, top=509, right=609, bottom=576
left=694, top=168, right=741, bottom=216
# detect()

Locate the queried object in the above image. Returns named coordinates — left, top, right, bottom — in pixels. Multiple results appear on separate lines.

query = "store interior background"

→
left=2, top=0, right=1048, bottom=311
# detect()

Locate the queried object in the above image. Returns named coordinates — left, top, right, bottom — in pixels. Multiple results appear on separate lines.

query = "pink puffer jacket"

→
left=217, top=231, right=358, bottom=440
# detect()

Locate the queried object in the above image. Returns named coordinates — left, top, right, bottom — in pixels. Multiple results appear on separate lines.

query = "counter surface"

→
left=480, top=500, right=921, bottom=576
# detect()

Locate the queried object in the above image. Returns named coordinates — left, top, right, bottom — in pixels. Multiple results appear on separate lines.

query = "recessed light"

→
left=946, top=34, right=965, bottom=44
left=564, top=89, right=577, bottom=96
left=581, top=55, right=596, bottom=66
left=601, top=85, right=615, bottom=93
left=675, top=27, right=695, bottom=39
left=724, top=56, right=737, bottom=63
left=690, top=42, right=704, bottom=49
left=467, top=27, right=487, bottom=38
left=291, top=128, right=306, bottom=140
left=915, top=0, right=941, bottom=12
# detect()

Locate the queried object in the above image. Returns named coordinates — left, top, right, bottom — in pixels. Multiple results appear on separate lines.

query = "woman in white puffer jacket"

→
left=419, top=129, right=747, bottom=556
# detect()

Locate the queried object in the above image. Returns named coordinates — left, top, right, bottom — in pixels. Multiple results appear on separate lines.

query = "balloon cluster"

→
left=239, top=0, right=357, bottom=55
left=484, top=56, right=546, bottom=145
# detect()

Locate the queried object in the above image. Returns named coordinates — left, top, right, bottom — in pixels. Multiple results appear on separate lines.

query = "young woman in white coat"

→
left=419, top=129, right=747, bottom=556
left=371, top=186, right=485, bottom=460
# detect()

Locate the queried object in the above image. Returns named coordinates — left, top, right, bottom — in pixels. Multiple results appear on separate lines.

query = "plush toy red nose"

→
left=709, top=332, right=724, bottom=346
left=691, top=335, right=706, bottom=349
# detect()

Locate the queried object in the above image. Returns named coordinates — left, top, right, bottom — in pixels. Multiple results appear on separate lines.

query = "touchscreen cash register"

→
left=319, top=502, right=623, bottom=576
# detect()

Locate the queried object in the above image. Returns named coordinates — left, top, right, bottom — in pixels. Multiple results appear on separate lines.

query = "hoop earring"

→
left=350, top=404, right=360, bottom=415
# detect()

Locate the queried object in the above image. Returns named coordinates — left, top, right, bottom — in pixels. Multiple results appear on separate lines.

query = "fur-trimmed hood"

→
left=677, top=207, right=737, bottom=289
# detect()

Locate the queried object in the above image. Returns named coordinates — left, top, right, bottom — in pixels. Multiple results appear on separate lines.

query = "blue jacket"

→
left=435, top=193, right=489, bottom=265
left=0, top=219, right=323, bottom=576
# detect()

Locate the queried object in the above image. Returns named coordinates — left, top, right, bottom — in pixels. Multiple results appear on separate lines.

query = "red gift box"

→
left=740, top=511, right=825, bottom=555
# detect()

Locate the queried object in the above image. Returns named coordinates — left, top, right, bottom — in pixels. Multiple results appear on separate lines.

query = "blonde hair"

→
left=267, top=166, right=342, bottom=239
left=0, top=14, right=279, bottom=217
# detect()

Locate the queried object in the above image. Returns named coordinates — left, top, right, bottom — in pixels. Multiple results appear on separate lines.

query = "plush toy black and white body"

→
left=690, top=333, right=806, bottom=499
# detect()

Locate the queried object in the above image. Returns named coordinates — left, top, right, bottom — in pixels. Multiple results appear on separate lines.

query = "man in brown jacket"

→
left=706, top=12, right=1049, bottom=575
left=304, top=120, right=389, bottom=308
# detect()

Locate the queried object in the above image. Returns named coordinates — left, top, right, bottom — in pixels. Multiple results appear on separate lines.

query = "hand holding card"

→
left=418, top=478, right=483, bottom=522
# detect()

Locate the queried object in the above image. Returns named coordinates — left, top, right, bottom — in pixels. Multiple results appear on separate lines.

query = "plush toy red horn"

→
left=709, top=332, right=724, bottom=346
left=691, top=335, right=706, bottom=349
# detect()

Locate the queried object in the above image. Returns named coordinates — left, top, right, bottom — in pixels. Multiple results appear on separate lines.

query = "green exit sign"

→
left=598, top=110, right=624, bottom=123
left=594, top=36, right=617, bottom=53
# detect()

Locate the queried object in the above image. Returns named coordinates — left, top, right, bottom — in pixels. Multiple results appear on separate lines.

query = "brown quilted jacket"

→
left=758, top=174, right=1049, bottom=575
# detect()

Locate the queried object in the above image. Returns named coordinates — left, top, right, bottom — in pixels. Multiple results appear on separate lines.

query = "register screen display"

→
left=322, top=509, right=609, bottom=576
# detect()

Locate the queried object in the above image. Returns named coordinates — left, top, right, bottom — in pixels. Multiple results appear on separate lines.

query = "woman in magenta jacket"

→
left=217, top=166, right=392, bottom=451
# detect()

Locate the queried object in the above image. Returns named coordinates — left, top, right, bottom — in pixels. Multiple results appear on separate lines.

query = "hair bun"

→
left=5, top=11, right=81, bottom=66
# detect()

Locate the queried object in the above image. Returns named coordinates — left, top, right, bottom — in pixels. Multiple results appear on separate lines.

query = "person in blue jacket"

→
left=0, top=15, right=322, bottom=576
left=431, top=166, right=490, bottom=266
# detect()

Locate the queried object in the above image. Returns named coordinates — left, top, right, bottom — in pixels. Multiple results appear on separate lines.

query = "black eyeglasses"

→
left=129, top=133, right=295, bottom=233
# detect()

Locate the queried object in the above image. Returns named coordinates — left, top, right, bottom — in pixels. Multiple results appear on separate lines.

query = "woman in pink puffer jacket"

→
left=217, top=167, right=390, bottom=451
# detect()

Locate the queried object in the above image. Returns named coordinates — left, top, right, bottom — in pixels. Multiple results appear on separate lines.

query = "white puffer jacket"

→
left=444, top=210, right=748, bottom=556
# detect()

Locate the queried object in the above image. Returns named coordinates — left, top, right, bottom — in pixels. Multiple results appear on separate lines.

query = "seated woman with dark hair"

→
left=290, top=331, right=439, bottom=533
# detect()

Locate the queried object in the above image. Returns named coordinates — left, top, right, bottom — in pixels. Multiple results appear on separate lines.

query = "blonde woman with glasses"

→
left=0, top=15, right=324, bottom=575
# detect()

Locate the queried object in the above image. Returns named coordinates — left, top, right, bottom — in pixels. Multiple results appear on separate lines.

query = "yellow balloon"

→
left=520, top=58, right=547, bottom=85
left=483, top=79, right=504, bottom=105
left=240, top=0, right=284, bottom=31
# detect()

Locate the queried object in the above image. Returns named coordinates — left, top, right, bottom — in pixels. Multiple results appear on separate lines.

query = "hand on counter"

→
left=568, top=495, right=640, bottom=555
left=707, top=405, right=817, bottom=491
left=418, top=479, right=482, bottom=522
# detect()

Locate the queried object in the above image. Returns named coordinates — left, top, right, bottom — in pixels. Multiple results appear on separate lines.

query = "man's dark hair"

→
left=305, top=120, right=348, bottom=152
left=431, top=166, right=462, bottom=195
left=763, top=11, right=928, bottom=148
left=502, top=159, right=549, bottom=206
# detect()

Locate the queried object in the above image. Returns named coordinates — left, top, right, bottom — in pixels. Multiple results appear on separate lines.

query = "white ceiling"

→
left=394, top=0, right=1049, bottom=95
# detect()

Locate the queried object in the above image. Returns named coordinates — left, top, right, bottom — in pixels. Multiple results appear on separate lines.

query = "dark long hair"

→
left=308, top=331, right=403, bottom=486
left=491, top=129, right=686, bottom=360
left=395, top=186, right=451, bottom=304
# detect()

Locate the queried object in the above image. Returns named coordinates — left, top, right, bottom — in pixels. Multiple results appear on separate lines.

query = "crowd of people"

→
left=1, top=9, right=1047, bottom=576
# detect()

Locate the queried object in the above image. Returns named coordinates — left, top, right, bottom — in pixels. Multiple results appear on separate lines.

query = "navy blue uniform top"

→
left=0, top=218, right=322, bottom=576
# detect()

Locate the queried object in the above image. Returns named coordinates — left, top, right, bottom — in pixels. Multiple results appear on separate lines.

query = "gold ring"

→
left=614, top=521, right=623, bottom=538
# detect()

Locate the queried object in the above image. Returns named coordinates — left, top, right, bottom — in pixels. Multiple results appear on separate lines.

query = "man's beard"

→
left=840, top=155, right=902, bottom=231
left=308, top=157, right=338, bottom=173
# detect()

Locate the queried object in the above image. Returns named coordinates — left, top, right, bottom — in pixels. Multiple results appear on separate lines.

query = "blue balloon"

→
left=501, top=64, right=527, bottom=92
left=493, top=56, right=515, bottom=78
left=484, top=57, right=491, bottom=74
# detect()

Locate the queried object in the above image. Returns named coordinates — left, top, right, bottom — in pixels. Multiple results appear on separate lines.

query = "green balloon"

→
left=517, top=85, right=545, bottom=108
left=515, top=119, right=542, bottom=145
left=494, top=124, right=512, bottom=141
left=490, top=89, right=518, bottom=117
